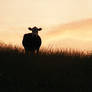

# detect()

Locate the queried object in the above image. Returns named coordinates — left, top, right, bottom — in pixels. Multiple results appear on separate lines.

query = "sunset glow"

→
left=0, top=0, right=92, bottom=51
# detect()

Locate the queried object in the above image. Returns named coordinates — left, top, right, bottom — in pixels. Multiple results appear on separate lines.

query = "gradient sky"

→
left=0, top=0, right=92, bottom=51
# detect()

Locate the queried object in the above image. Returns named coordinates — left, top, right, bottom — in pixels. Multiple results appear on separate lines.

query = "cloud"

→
left=42, top=18, right=92, bottom=51
left=44, top=18, right=92, bottom=38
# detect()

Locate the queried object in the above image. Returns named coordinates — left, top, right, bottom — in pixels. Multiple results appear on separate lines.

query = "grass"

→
left=0, top=43, right=92, bottom=92
left=0, top=42, right=88, bottom=56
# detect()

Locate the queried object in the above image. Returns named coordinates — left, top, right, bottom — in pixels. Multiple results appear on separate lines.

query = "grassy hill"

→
left=0, top=43, right=92, bottom=92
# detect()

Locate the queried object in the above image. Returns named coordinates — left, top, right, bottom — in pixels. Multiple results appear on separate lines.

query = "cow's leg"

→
left=25, top=50, right=29, bottom=55
left=36, top=48, right=39, bottom=54
left=25, top=48, right=30, bottom=56
left=30, top=50, right=35, bottom=55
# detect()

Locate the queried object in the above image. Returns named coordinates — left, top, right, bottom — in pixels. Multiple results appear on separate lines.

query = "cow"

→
left=22, top=26, right=42, bottom=55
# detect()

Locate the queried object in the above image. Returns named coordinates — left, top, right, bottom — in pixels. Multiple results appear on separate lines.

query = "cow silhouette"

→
left=22, top=26, right=42, bottom=55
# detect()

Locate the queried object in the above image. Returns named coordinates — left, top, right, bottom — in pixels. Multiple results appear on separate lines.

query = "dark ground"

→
left=0, top=45, right=92, bottom=92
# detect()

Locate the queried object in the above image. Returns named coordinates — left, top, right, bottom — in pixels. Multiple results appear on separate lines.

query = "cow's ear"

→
left=38, top=28, right=42, bottom=31
left=28, top=27, right=32, bottom=31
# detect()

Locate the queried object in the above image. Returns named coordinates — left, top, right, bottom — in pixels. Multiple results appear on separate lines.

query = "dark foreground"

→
left=0, top=45, right=92, bottom=92
left=0, top=55, right=92, bottom=92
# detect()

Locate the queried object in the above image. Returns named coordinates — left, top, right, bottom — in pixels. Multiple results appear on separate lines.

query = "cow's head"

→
left=28, top=26, right=42, bottom=36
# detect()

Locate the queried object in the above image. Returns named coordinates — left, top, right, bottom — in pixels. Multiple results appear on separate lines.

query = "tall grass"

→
left=0, top=42, right=24, bottom=56
left=0, top=42, right=90, bottom=57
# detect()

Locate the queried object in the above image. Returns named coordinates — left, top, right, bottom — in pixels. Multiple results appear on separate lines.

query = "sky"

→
left=0, top=0, right=92, bottom=51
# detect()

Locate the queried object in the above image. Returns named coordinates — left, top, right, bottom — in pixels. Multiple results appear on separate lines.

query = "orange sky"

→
left=0, top=0, right=92, bottom=51
left=43, top=19, right=92, bottom=51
